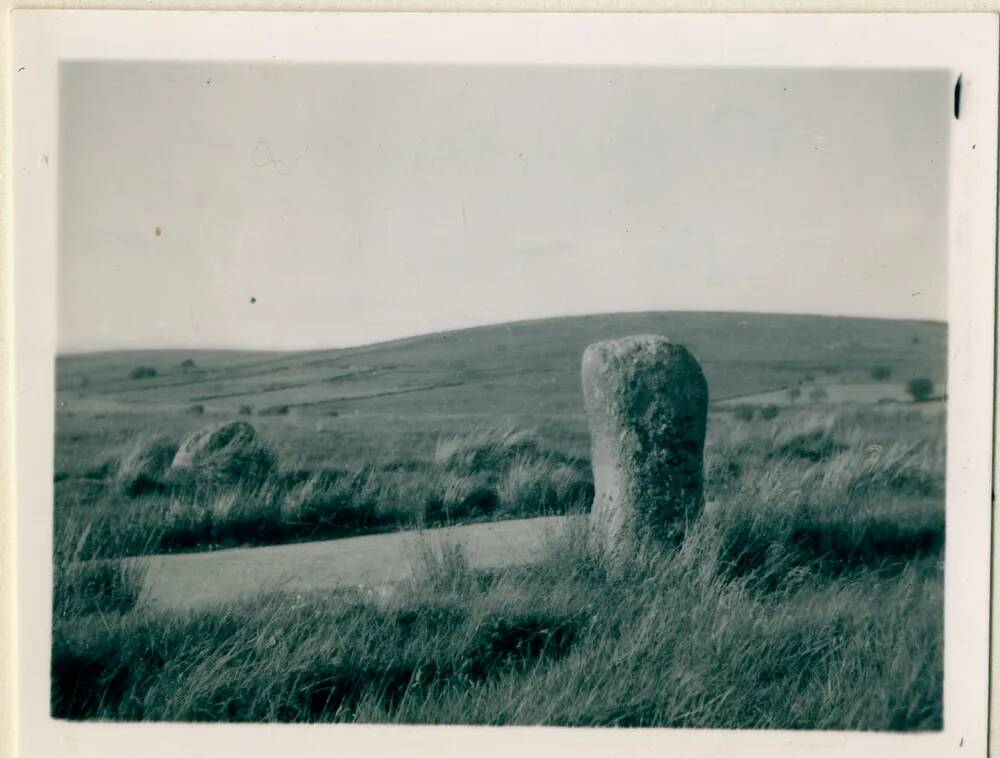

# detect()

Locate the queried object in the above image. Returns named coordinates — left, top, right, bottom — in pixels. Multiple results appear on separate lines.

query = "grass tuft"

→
left=115, top=434, right=178, bottom=496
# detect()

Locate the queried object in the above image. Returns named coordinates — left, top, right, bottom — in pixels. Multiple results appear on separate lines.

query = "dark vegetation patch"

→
left=714, top=503, right=944, bottom=588
left=129, top=366, right=158, bottom=380
left=906, top=377, right=935, bottom=402
left=461, top=612, right=581, bottom=681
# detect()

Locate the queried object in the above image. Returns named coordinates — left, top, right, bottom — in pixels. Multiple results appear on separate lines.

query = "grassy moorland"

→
left=51, top=312, right=947, bottom=729
left=53, top=311, right=945, bottom=556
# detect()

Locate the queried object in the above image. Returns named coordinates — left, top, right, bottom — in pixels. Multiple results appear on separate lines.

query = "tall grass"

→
left=53, top=518, right=148, bottom=620
left=51, top=514, right=942, bottom=728
left=62, top=408, right=942, bottom=563
left=54, top=423, right=594, bottom=558
left=51, top=405, right=944, bottom=729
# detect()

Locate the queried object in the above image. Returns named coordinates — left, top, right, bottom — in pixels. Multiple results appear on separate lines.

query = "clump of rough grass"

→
left=701, top=408, right=945, bottom=584
left=279, top=469, right=382, bottom=532
left=407, top=538, right=477, bottom=595
left=817, top=437, right=944, bottom=499
left=422, top=471, right=499, bottom=522
left=53, top=518, right=147, bottom=620
left=496, top=454, right=591, bottom=516
left=428, top=425, right=592, bottom=522
left=434, top=424, right=545, bottom=473
left=114, top=434, right=178, bottom=496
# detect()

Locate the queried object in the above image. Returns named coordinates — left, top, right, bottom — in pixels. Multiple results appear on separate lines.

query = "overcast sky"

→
left=59, top=63, right=950, bottom=352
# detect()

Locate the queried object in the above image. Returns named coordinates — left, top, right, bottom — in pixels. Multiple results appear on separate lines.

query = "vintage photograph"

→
left=10, top=14, right=995, bottom=756
left=49, top=59, right=953, bottom=730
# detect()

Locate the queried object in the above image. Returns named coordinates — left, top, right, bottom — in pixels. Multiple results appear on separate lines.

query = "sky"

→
left=58, top=63, right=950, bottom=352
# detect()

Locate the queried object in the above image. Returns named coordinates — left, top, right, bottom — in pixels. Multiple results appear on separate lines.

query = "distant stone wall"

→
left=581, top=335, right=708, bottom=554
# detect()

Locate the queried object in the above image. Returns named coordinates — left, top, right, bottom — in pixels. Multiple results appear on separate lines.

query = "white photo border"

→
left=10, top=10, right=998, bottom=758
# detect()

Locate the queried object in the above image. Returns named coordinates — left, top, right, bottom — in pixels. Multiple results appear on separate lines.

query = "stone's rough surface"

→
left=581, top=335, right=709, bottom=553
left=170, top=421, right=276, bottom=486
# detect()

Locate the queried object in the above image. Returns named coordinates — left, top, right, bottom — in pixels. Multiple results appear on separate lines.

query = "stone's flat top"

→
left=582, top=335, right=697, bottom=365
left=584, top=334, right=674, bottom=353
left=581, top=336, right=705, bottom=393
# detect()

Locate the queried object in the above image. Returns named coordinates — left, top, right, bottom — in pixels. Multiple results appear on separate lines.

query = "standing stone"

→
left=581, top=335, right=708, bottom=554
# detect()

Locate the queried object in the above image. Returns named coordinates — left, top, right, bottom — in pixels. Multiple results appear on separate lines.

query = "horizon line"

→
left=56, top=307, right=948, bottom=357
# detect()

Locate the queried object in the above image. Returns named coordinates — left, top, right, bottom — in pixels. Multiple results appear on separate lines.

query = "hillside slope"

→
left=58, top=311, right=946, bottom=421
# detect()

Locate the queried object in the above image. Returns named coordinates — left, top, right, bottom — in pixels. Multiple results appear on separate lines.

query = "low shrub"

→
left=129, top=366, right=157, bottom=380
left=871, top=366, right=892, bottom=381
left=906, top=378, right=934, bottom=402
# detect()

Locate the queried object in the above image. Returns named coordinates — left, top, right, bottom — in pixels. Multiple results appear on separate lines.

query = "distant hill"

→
left=56, top=311, right=946, bottom=420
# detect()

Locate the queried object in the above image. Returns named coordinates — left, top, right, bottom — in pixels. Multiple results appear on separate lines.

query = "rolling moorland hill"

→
left=58, top=311, right=946, bottom=417
left=55, top=311, right=947, bottom=474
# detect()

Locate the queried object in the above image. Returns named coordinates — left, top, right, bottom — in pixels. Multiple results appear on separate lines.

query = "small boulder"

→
left=581, top=335, right=708, bottom=554
left=170, top=421, right=276, bottom=487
